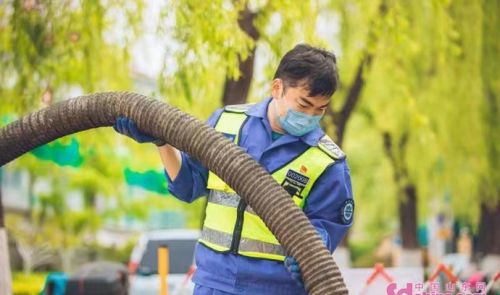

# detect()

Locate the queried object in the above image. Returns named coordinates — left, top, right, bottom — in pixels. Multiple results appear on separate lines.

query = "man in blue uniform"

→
left=114, top=44, right=354, bottom=294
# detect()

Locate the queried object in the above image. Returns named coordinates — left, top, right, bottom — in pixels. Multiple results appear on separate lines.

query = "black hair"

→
left=273, top=44, right=339, bottom=97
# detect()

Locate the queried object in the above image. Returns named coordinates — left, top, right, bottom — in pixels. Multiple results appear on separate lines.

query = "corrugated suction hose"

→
left=0, top=92, right=348, bottom=294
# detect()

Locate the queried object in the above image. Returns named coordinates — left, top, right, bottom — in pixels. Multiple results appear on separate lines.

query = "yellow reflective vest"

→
left=199, top=104, right=345, bottom=261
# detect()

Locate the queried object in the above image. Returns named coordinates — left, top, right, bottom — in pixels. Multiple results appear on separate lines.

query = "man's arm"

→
left=161, top=109, right=224, bottom=203
left=303, top=159, right=355, bottom=252
left=158, top=144, right=182, bottom=180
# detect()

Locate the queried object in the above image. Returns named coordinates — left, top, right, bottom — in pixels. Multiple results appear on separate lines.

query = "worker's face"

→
left=271, top=79, right=330, bottom=118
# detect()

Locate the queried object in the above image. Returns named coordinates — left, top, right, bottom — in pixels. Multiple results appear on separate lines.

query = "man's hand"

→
left=113, top=117, right=166, bottom=146
left=284, top=227, right=329, bottom=287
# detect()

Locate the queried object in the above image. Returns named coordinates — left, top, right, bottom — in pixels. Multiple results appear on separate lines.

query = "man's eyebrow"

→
left=300, top=96, right=330, bottom=108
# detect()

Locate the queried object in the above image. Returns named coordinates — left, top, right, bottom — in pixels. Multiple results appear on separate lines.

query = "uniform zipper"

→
left=230, top=199, right=247, bottom=253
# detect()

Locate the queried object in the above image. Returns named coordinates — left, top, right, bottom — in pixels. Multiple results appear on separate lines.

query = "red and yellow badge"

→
left=300, top=165, right=308, bottom=174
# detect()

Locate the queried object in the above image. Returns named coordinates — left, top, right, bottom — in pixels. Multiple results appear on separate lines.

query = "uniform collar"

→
left=246, top=97, right=325, bottom=147
left=300, top=126, right=325, bottom=147
left=245, top=97, right=271, bottom=118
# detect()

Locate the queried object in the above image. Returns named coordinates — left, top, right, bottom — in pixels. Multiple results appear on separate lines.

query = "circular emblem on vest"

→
left=341, top=199, right=354, bottom=224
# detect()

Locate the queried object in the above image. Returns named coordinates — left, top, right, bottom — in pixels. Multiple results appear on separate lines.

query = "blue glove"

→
left=113, top=117, right=166, bottom=146
left=284, top=227, right=329, bottom=287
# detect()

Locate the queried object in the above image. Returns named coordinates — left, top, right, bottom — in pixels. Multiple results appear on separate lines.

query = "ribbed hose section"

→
left=0, top=92, right=348, bottom=294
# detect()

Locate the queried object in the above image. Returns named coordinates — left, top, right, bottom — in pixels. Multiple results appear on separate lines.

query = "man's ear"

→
left=271, top=79, right=284, bottom=100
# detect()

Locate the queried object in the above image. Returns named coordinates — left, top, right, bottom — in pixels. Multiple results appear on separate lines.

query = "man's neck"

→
left=267, top=99, right=285, bottom=134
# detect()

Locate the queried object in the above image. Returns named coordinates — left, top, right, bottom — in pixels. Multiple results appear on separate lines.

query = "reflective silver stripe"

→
left=208, top=190, right=257, bottom=214
left=200, top=226, right=232, bottom=248
left=208, top=190, right=240, bottom=207
left=239, top=237, right=286, bottom=256
left=200, top=226, right=286, bottom=257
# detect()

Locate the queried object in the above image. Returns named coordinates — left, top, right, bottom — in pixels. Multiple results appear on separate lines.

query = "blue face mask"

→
left=274, top=100, right=322, bottom=137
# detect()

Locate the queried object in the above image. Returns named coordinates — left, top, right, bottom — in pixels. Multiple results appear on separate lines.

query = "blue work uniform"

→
left=165, top=97, right=354, bottom=295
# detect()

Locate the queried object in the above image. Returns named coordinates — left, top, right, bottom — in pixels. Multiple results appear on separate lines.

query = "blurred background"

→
left=0, top=0, right=498, bottom=294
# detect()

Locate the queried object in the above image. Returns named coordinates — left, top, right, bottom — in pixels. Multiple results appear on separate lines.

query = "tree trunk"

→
left=327, top=2, right=389, bottom=247
left=478, top=0, right=500, bottom=258
left=383, top=131, right=420, bottom=252
left=399, top=184, right=419, bottom=249
left=477, top=201, right=500, bottom=255
left=60, top=248, right=73, bottom=274
left=0, top=169, right=13, bottom=295
left=222, top=48, right=257, bottom=105
left=326, top=0, right=388, bottom=146
left=21, top=248, right=33, bottom=276
left=26, top=172, right=35, bottom=221
left=333, top=53, right=373, bottom=248
left=221, top=4, right=259, bottom=106
left=83, top=189, right=99, bottom=244
left=330, top=54, right=373, bottom=147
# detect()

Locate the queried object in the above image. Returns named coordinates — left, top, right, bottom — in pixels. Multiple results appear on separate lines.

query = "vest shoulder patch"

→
left=224, top=103, right=255, bottom=113
left=318, top=135, right=346, bottom=160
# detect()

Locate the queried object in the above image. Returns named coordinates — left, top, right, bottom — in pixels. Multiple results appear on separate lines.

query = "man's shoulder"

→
left=317, top=135, right=346, bottom=161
